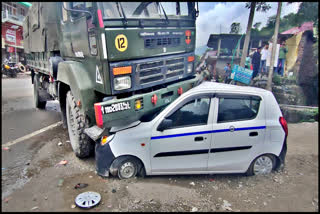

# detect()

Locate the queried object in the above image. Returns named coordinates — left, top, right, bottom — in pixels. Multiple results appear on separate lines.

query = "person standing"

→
left=251, top=47, right=262, bottom=79
left=277, top=41, right=288, bottom=76
left=260, top=43, right=269, bottom=75
left=224, top=62, right=232, bottom=83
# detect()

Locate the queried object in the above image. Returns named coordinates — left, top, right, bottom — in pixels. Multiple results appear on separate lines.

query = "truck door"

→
left=150, top=94, right=214, bottom=174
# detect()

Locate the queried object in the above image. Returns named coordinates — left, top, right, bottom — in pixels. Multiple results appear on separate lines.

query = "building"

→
left=2, top=2, right=31, bottom=63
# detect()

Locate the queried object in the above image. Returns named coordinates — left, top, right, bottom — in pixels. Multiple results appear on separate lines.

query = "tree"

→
left=253, top=22, right=261, bottom=29
left=266, top=2, right=282, bottom=91
left=240, top=2, right=271, bottom=67
left=230, top=22, right=241, bottom=34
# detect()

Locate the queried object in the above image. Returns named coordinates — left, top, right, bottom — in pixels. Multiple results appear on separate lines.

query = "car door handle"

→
left=249, top=131, right=258, bottom=137
left=194, top=137, right=204, bottom=141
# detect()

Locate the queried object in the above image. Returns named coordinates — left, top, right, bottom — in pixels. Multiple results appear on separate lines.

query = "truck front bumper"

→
left=93, top=77, right=198, bottom=129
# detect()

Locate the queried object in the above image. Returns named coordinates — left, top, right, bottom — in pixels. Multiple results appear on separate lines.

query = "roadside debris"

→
left=44, top=196, right=48, bottom=200
left=134, top=199, right=141, bottom=204
left=57, top=179, right=64, bottom=187
left=189, top=182, right=195, bottom=186
left=75, top=191, right=101, bottom=209
left=66, top=140, right=70, bottom=143
left=58, top=142, right=63, bottom=146
left=4, top=197, right=12, bottom=203
left=191, top=207, right=198, bottom=212
left=222, top=200, right=232, bottom=211
left=209, top=178, right=215, bottom=182
left=56, top=160, right=68, bottom=166
left=75, top=183, right=88, bottom=189
left=112, top=189, right=116, bottom=193
left=71, top=204, right=76, bottom=209
left=3, top=147, right=10, bottom=151
left=31, top=206, right=39, bottom=210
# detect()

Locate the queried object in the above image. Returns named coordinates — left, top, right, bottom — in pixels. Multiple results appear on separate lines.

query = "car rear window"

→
left=217, top=97, right=261, bottom=123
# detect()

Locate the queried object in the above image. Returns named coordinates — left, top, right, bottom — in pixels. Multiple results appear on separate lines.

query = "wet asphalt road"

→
left=1, top=74, right=61, bottom=144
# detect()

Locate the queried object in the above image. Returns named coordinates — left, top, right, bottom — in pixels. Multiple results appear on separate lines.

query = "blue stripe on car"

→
left=151, top=126, right=266, bottom=140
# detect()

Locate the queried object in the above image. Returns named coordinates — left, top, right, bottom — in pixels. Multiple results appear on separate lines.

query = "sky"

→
left=196, top=2, right=301, bottom=47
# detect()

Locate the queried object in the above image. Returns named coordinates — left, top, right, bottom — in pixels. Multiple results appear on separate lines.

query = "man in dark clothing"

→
left=251, top=47, right=262, bottom=79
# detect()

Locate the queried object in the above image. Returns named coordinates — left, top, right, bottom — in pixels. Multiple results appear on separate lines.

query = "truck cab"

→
left=24, top=2, right=199, bottom=158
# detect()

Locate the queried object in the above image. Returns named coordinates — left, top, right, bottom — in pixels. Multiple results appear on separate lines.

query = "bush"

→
left=273, top=74, right=282, bottom=85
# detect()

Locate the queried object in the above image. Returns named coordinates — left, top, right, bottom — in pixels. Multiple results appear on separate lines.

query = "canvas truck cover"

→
left=23, top=2, right=60, bottom=53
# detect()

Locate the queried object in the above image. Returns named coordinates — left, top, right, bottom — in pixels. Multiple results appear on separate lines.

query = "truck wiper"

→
left=116, top=2, right=128, bottom=25
left=158, top=2, right=169, bottom=25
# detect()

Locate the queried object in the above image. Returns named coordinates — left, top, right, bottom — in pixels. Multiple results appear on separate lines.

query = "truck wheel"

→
left=33, top=75, right=47, bottom=109
left=66, top=91, right=94, bottom=158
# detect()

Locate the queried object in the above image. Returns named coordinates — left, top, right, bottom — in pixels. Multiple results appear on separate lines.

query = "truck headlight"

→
left=187, top=63, right=193, bottom=73
left=114, top=76, right=131, bottom=90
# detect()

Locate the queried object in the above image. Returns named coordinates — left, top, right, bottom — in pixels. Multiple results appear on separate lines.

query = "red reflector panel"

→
left=97, top=9, right=104, bottom=28
left=178, top=87, right=183, bottom=95
left=279, top=117, right=288, bottom=136
left=188, top=56, right=195, bottom=62
left=94, top=104, right=103, bottom=128
left=151, top=94, right=158, bottom=105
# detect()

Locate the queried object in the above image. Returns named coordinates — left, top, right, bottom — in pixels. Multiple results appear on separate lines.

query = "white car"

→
left=95, top=82, right=288, bottom=179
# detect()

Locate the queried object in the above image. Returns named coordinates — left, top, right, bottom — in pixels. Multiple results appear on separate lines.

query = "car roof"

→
left=190, top=81, right=269, bottom=95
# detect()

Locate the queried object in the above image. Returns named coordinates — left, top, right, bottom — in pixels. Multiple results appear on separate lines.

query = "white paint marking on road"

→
left=2, top=121, right=63, bottom=148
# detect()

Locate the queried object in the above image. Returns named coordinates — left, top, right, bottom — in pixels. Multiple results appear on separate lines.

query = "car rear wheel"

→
left=117, top=157, right=139, bottom=179
left=246, top=154, right=276, bottom=176
left=33, top=75, right=47, bottom=109
left=66, top=91, right=94, bottom=158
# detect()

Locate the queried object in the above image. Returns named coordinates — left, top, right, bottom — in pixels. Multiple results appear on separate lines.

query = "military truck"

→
left=23, top=2, right=199, bottom=158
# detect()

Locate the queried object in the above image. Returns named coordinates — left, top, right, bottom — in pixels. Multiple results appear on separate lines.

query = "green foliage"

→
left=245, top=2, right=271, bottom=12
left=297, top=2, right=319, bottom=24
left=272, top=74, right=282, bottom=85
left=230, top=22, right=241, bottom=34
left=253, top=22, right=262, bottom=29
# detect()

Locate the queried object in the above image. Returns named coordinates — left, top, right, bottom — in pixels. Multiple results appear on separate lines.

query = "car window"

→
left=217, top=97, right=260, bottom=123
left=166, top=97, right=210, bottom=129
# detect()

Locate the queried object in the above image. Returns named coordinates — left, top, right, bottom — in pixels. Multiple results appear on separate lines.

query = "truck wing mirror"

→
left=157, top=119, right=173, bottom=132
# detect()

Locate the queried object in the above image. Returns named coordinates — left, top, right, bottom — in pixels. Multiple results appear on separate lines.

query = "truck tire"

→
left=66, top=91, right=94, bottom=158
left=33, top=75, right=47, bottom=109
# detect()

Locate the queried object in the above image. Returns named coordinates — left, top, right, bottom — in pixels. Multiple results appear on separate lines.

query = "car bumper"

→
left=95, top=142, right=115, bottom=177
left=93, top=76, right=198, bottom=129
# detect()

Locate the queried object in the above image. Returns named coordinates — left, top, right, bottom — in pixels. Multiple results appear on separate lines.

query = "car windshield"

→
left=99, top=2, right=192, bottom=20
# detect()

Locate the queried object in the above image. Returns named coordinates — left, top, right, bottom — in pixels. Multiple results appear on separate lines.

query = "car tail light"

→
left=279, top=117, right=288, bottom=137
left=94, top=104, right=103, bottom=128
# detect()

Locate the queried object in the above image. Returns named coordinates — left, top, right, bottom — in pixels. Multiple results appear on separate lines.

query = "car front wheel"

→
left=117, top=157, right=139, bottom=179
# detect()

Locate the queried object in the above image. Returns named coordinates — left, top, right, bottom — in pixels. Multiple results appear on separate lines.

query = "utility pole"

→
left=266, top=2, right=282, bottom=91
left=240, top=2, right=256, bottom=67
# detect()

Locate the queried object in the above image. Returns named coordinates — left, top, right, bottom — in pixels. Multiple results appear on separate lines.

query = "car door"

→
left=208, top=93, right=266, bottom=173
left=150, top=93, right=214, bottom=174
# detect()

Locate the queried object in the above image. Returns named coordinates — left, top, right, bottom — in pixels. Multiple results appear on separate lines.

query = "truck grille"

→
left=145, top=37, right=180, bottom=49
left=137, top=57, right=185, bottom=86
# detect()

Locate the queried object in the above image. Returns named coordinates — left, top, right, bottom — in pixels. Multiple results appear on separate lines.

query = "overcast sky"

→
left=196, top=2, right=301, bottom=47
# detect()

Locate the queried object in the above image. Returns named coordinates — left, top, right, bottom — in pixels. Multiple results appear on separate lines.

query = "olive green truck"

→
left=23, top=2, right=199, bottom=158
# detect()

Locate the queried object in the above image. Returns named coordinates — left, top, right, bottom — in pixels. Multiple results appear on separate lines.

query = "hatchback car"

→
left=95, top=82, right=288, bottom=179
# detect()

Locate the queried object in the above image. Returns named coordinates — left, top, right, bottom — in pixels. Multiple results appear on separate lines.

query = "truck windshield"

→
left=99, top=2, right=192, bottom=20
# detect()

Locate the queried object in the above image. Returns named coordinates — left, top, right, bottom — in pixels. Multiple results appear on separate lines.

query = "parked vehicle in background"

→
left=95, top=82, right=288, bottom=179
left=2, top=61, right=19, bottom=78
left=23, top=2, right=199, bottom=158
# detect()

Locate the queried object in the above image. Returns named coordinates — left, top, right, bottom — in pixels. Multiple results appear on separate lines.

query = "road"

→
left=1, top=74, right=61, bottom=144
left=1, top=74, right=318, bottom=212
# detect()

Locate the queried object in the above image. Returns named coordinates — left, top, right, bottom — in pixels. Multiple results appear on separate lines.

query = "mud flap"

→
left=276, top=139, right=287, bottom=171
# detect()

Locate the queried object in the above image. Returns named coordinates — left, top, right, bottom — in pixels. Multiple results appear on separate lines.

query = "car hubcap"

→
left=253, top=156, right=273, bottom=175
left=120, top=162, right=135, bottom=178
left=75, top=191, right=101, bottom=208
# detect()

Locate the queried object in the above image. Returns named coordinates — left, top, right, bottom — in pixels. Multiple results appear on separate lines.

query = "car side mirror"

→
left=157, top=119, right=173, bottom=132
